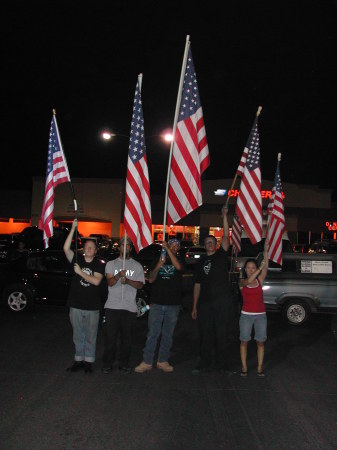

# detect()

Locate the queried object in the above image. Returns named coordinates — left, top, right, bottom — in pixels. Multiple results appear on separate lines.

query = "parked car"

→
left=134, top=243, right=162, bottom=276
left=231, top=229, right=293, bottom=275
left=0, top=226, right=82, bottom=262
left=184, top=246, right=206, bottom=264
left=260, top=252, right=337, bottom=325
left=309, top=239, right=337, bottom=254
left=293, top=243, right=308, bottom=253
left=0, top=249, right=149, bottom=317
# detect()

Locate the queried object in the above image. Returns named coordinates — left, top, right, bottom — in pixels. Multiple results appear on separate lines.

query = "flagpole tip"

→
left=52, top=109, right=56, bottom=116
left=257, top=106, right=262, bottom=116
left=278, top=153, right=282, bottom=161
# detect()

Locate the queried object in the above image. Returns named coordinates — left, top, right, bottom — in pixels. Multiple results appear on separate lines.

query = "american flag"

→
left=267, top=159, right=285, bottom=265
left=231, top=212, right=242, bottom=253
left=236, top=147, right=248, bottom=176
left=124, top=78, right=152, bottom=253
left=167, top=46, right=210, bottom=224
left=235, top=118, right=262, bottom=244
left=39, top=114, right=70, bottom=249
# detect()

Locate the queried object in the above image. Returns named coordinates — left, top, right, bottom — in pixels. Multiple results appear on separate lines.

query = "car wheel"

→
left=282, top=300, right=310, bottom=326
left=3, top=284, right=33, bottom=312
left=136, top=289, right=149, bottom=318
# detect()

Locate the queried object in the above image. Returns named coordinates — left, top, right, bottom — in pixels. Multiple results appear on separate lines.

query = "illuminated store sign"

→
left=214, top=189, right=284, bottom=199
left=325, top=221, right=337, bottom=231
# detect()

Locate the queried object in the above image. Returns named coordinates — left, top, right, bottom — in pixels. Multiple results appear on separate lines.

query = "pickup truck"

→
left=261, top=253, right=337, bottom=325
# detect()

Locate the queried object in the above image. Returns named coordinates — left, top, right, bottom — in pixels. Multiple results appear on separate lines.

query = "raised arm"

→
left=63, top=219, right=77, bottom=263
left=258, top=246, right=269, bottom=284
left=221, top=206, right=229, bottom=251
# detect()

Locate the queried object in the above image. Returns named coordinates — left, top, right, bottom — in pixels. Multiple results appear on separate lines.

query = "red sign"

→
left=326, top=221, right=337, bottom=231
left=227, top=190, right=285, bottom=199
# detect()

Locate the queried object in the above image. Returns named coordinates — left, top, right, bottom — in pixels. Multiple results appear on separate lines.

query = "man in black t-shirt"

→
left=135, top=238, right=183, bottom=373
left=192, top=207, right=234, bottom=374
left=64, top=220, right=105, bottom=373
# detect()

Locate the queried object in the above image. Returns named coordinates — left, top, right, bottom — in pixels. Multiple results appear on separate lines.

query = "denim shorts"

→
left=239, top=313, right=267, bottom=342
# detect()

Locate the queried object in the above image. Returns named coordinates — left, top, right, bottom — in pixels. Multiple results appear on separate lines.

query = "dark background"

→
left=2, top=1, right=337, bottom=198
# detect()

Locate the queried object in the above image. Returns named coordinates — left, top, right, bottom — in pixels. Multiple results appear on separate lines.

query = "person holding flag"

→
left=135, top=238, right=184, bottom=373
left=239, top=242, right=269, bottom=377
left=64, top=220, right=105, bottom=374
left=102, top=75, right=148, bottom=374
left=102, top=237, right=144, bottom=374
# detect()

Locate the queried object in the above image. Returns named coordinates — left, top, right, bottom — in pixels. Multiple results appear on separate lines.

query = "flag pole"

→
left=265, top=152, right=282, bottom=254
left=162, top=35, right=190, bottom=242
left=52, top=109, right=78, bottom=262
left=225, top=106, right=263, bottom=208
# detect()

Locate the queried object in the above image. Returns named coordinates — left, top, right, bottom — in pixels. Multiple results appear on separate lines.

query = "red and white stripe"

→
left=236, top=147, right=248, bottom=176
left=231, top=213, right=242, bottom=253
left=236, top=166, right=262, bottom=244
left=167, top=107, right=210, bottom=224
left=124, top=155, right=152, bottom=253
left=267, top=189, right=285, bottom=265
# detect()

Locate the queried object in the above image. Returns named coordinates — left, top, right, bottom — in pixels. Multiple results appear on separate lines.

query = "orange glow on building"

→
left=0, top=218, right=31, bottom=234
left=60, top=221, right=113, bottom=238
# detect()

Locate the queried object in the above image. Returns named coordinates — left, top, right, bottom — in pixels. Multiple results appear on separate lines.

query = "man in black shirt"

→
left=135, top=238, right=183, bottom=373
left=64, top=220, right=105, bottom=373
left=192, top=207, right=234, bottom=373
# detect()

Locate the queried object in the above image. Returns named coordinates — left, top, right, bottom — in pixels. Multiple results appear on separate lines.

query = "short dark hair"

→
left=118, top=237, right=133, bottom=247
left=83, top=239, right=97, bottom=249
left=204, top=235, right=217, bottom=244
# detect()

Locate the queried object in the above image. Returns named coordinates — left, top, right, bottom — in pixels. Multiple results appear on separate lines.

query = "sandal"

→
left=257, top=370, right=265, bottom=377
left=240, top=370, right=248, bottom=377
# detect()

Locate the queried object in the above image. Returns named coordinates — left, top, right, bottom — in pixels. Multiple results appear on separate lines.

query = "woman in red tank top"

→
left=239, top=247, right=269, bottom=377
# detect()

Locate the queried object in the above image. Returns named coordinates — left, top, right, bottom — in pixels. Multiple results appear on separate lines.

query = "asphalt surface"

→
left=1, top=293, right=336, bottom=450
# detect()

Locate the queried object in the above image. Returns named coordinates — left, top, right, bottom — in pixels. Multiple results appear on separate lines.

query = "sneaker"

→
left=134, top=361, right=152, bottom=373
left=66, top=361, right=84, bottom=372
left=157, top=361, right=174, bottom=372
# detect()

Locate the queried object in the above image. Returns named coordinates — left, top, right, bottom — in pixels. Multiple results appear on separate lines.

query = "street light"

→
left=101, top=130, right=173, bottom=143
left=101, top=132, right=129, bottom=140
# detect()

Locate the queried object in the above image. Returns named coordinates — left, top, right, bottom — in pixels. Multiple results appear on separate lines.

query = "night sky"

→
left=3, top=1, right=337, bottom=199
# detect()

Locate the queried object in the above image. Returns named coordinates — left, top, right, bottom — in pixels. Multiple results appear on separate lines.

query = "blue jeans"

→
left=143, top=304, right=180, bottom=365
left=69, top=307, right=100, bottom=362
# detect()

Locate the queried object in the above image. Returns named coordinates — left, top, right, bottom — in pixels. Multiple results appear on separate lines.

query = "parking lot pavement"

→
left=0, top=299, right=336, bottom=449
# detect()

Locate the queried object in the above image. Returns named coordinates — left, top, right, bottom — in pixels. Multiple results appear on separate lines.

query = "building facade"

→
left=1, top=177, right=336, bottom=247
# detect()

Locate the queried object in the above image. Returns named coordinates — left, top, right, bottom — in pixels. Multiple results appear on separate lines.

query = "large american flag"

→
left=124, top=79, right=152, bottom=253
left=39, top=114, right=70, bottom=249
left=167, top=46, right=210, bottom=224
left=236, top=118, right=262, bottom=244
left=267, top=159, right=285, bottom=265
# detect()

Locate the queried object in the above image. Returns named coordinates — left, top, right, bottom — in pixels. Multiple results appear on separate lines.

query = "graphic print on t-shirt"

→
left=203, top=260, right=211, bottom=275
left=159, top=264, right=175, bottom=279
left=80, top=267, right=92, bottom=287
